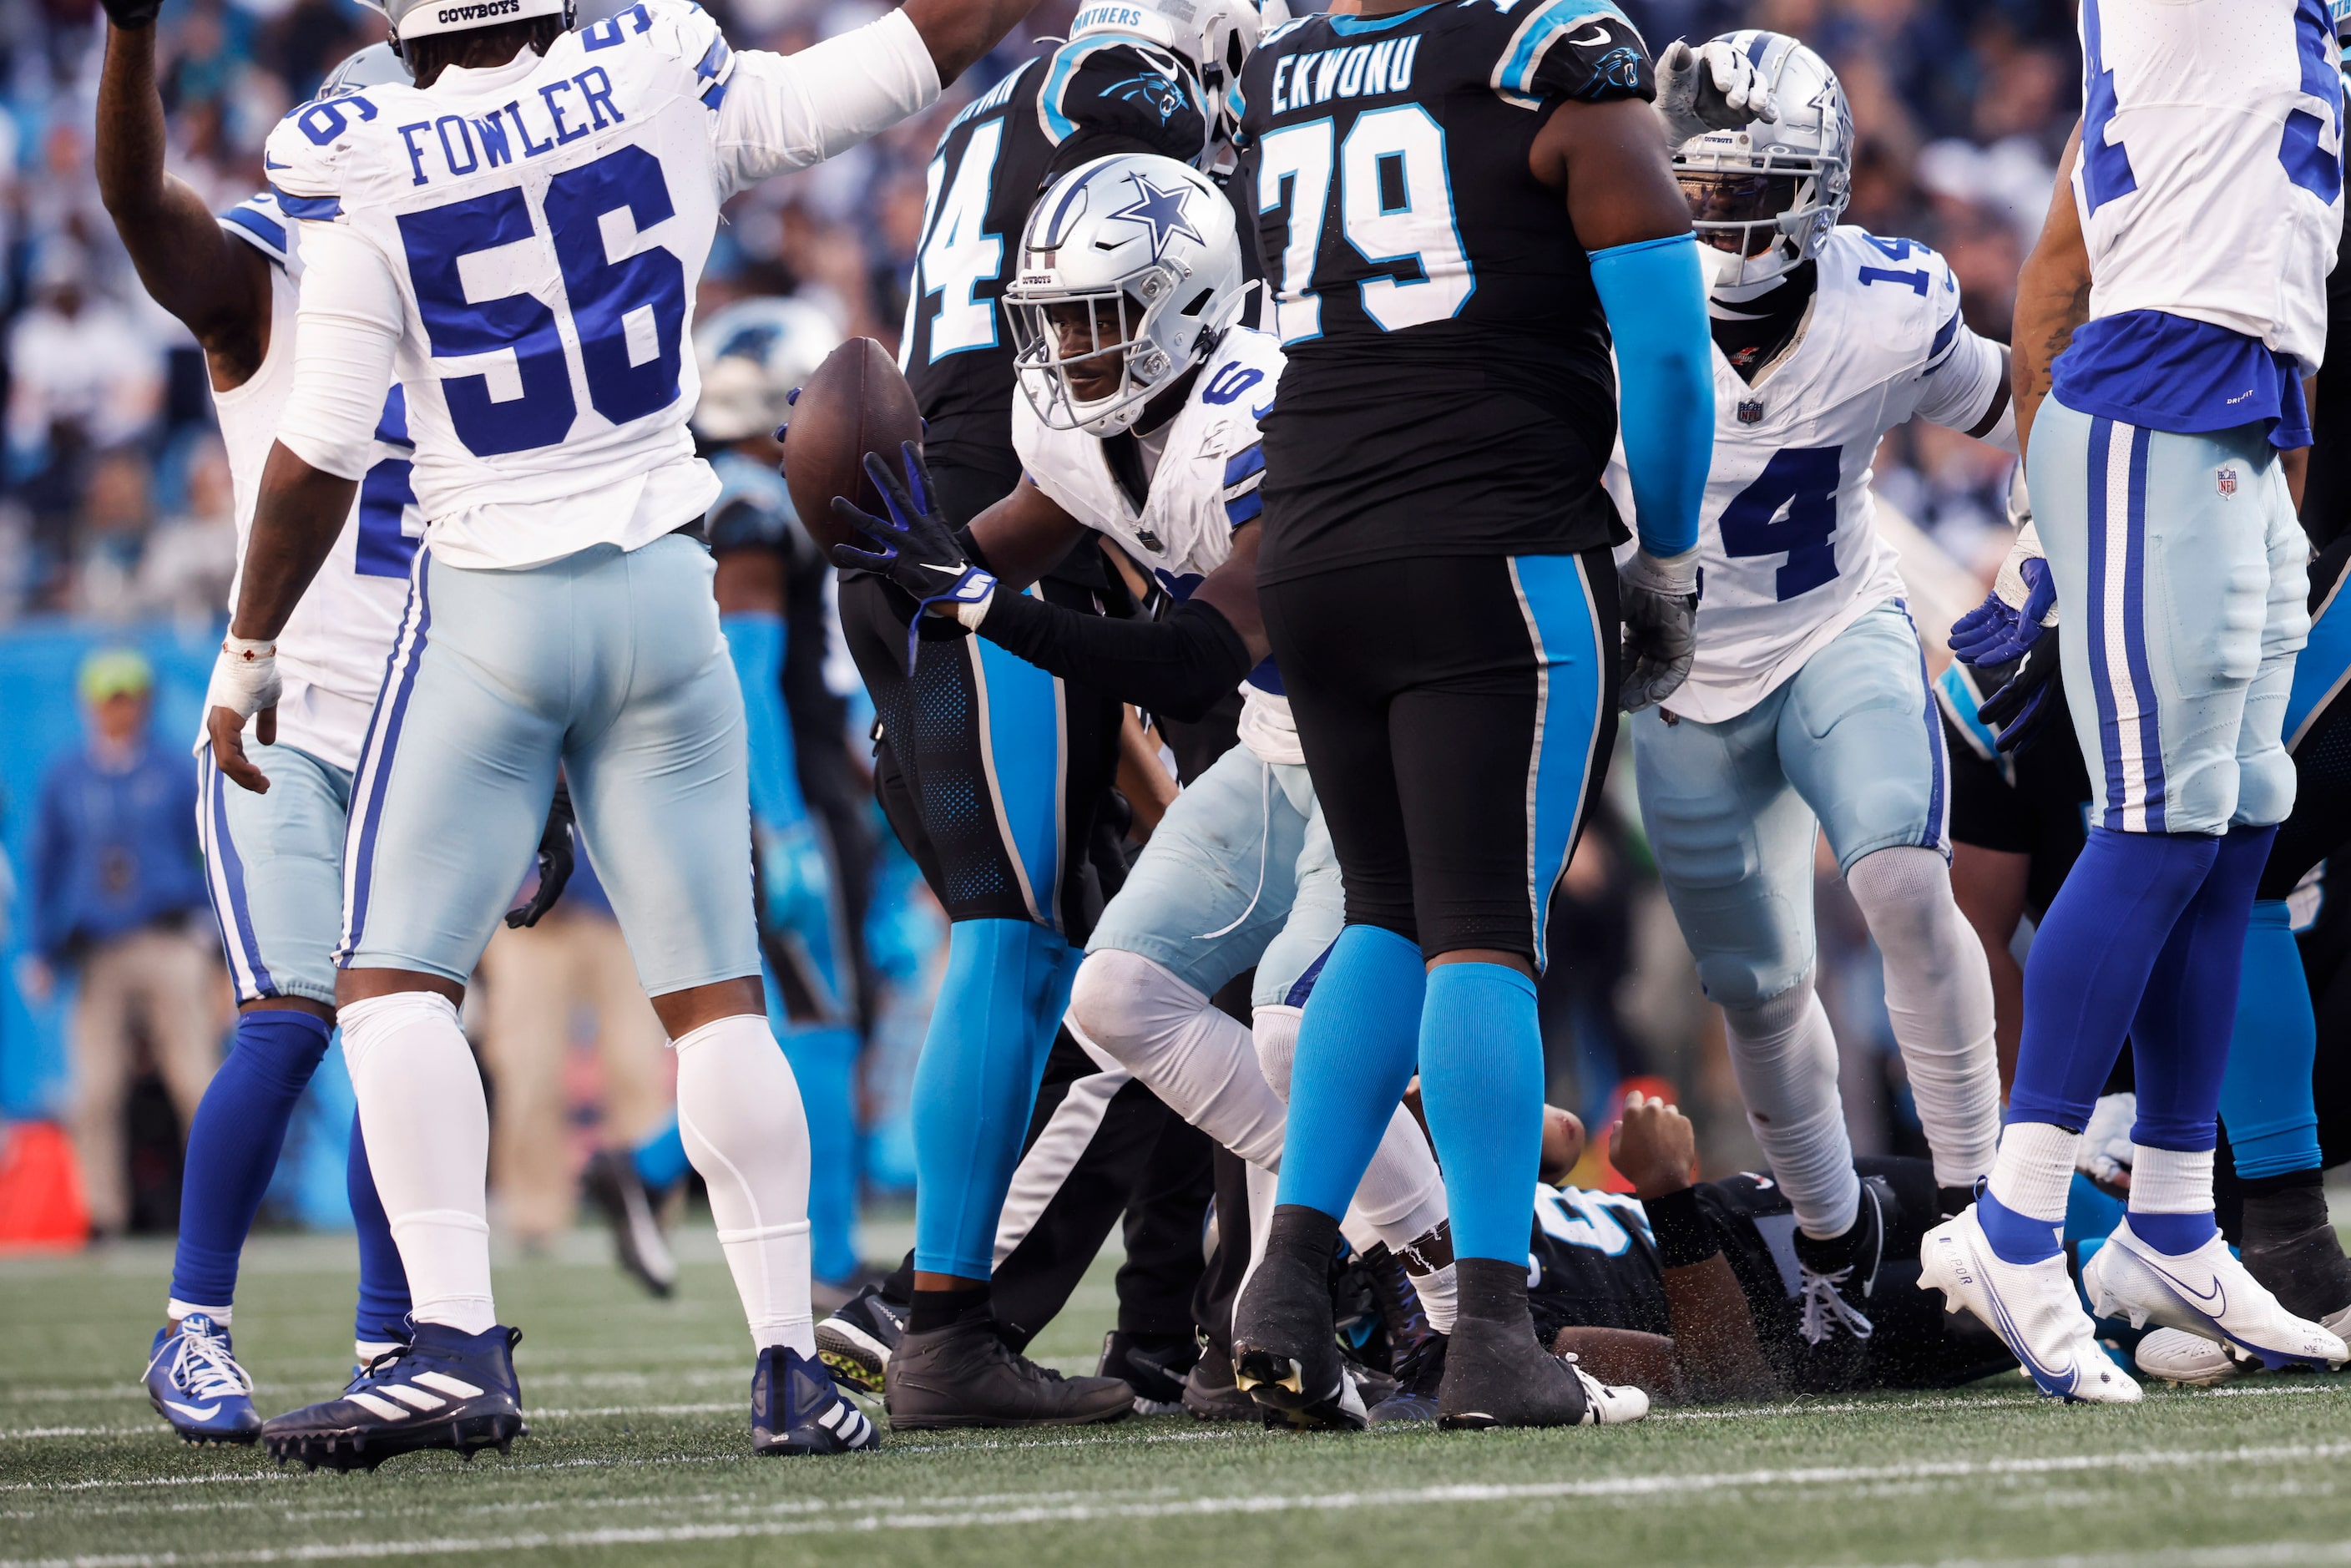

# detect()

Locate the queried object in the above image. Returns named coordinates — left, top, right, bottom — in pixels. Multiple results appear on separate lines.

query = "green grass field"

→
left=8, top=1226, right=2351, bottom=1568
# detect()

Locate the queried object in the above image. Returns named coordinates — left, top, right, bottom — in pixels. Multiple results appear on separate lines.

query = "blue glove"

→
left=757, top=818, right=833, bottom=945
left=1976, top=628, right=2065, bottom=754
left=830, top=443, right=996, bottom=673
left=1951, top=554, right=2056, bottom=668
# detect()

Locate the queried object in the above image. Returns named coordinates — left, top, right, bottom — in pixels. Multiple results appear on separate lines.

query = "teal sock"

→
left=1416, top=962, right=1543, bottom=1263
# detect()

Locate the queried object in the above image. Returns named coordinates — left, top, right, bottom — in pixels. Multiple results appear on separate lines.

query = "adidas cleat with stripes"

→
left=1918, top=1206, right=2139, bottom=1404
left=261, top=1323, right=528, bottom=1472
left=144, top=1313, right=262, bottom=1444
left=752, top=1345, right=879, bottom=1455
left=2084, top=1218, right=2350, bottom=1373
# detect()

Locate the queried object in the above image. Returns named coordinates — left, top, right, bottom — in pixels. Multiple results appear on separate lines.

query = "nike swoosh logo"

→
left=2136, top=1251, right=2227, bottom=1315
left=264, top=155, right=291, bottom=170
left=164, top=1399, right=222, bottom=1420
left=918, top=562, right=964, bottom=576
left=1569, top=26, right=1613, bottom=46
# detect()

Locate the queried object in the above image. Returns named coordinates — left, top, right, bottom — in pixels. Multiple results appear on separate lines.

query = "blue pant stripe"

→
left=2120, top=425, right=2166, bottom=832
left=1897, top=600, right=1948, bottom=852
left=340, top=555, right=434, bottom=963
left=1283, top=937, right=1338, bottom=1007
left=971, top=628, right=1066, bottom=932
left=1509, top=554, right=1607, bottom=974
left=2086, top=417, right=2131, bottom=829
left=205, top=756, right=276, bottom=999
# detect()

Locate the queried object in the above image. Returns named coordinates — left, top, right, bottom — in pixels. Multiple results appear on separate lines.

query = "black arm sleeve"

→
left=976, top=591, right=1251, bottom=722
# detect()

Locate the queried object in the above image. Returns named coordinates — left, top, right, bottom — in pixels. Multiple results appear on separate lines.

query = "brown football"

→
left=781, top=336, right=923, bottom=561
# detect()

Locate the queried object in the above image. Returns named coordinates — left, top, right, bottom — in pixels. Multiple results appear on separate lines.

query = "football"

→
left=781, top=336, right=923, bottom=559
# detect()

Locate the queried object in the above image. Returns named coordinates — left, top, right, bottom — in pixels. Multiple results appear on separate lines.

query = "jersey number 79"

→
left=397, top=144, right=686, bottom=457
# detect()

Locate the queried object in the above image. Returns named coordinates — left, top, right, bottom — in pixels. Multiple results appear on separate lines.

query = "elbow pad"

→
left=1590, top=232, right=1712, bottom=560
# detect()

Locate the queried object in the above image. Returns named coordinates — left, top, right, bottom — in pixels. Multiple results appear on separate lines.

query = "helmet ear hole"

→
left=1181, top=287, right=1215, bottom=318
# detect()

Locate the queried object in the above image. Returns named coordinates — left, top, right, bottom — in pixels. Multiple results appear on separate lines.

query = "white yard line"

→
left=6, top=1439, right=2351, bottom=1564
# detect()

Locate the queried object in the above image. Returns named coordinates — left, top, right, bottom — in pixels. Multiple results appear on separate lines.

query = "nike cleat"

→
left=751, top=1345, right=879, bottom=1455
left=1919, top=1206, right=2140, bottom=1404
left=144, top=1314, right=262, bottom=1444
left=1438, top=1314, right=1646, bottom=1429
left=2137, top=1302, right=2351, bottom=1385
left=1792, top=1183, right=1884, bottom=1392
left=1232, top=1217, right=1364, bottom=1433
left=2083, top=1218, right=2350, bottom=1372
left=1098, top=1330, right=1199, bottom=1415
left=580, top=1149, right=677, bottom=1297
left=815, top=1282, right=904, bottom=1395
left=884, top=1318, right=1134, bottom=1429
left=261, top=1323, right=527, bottom=1471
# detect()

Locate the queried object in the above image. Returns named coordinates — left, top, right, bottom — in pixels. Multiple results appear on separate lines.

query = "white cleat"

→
left=1918, top=1206, right=2141, bottom=1404
left=2136, top=1302, right=2351, bottom=1386
left=1575, top=1363, right=1651, bottom=1426
left=2085, top=1220, right=2351, bottom=1373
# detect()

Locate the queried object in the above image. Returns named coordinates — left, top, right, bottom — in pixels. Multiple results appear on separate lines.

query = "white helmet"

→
left=319, top=42, right=412, bottom=95
left=693, top=296, right=844, bottom=443
left=356, top=0, right=571, bottom=52
left=1069, top=0, right=1286, bottom=146
left=1672, top=31, right=1852, bottom=290
left=1005, top=153, right=1246, bottom=437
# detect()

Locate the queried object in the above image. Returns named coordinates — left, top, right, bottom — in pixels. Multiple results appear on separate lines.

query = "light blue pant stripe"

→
left=973, top=630, right=1066, bottom=932
left=1509, top=554, right=1606, bottom=974
left=200, top=755, right=276, bottom=999
left=1895, top=600, right=1949, bottom=851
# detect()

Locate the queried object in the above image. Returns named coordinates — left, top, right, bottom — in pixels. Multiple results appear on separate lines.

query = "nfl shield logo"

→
left=2217, top=468, right=2238, bottom=497
left=1737, top=400, right=1764, bottom=424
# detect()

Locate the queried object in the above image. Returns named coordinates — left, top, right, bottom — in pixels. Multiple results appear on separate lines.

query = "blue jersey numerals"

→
left=355, top=387, right=421, bottom=578
left=397, top=145, right=687, bottom=457
left=1857, top=233, right=1929, bottom=296
left=1719, top=445, right=1842, bottom=601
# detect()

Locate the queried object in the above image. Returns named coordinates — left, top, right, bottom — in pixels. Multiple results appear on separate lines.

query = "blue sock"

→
left=780, top=1024, right=862, bottom=1283
left=2214, top=898, right=2322, bottom=1180
left=2131, top=824, right=2273, bottom=1150
left=2131, top=1209, right=2219, bottom=1252
left=168, top=1009, right=333, bottom=1310
left=2010, top=827, right=2217, bottom=1130
left=634, top=1118, right=690, bottom=1193
left=1275, top=924, right=1426, bottom=1221
left=346, top=1110, right=412, bottom=1344
left=1979, top=1186, right=2064, bottom=1264
left=911, top=919, right=1077, bottom=1278
left=1417, top=963, right=1542, bottom=1265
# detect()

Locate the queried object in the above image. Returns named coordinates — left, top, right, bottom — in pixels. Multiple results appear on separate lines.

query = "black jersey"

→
left=2299, top=213, right=2351, bottom=551
left=901, top=39, right=1212, bottom=465
left=1236, top=1, right=1654, bottom=583
left=1937, top=664, right=2092, bottom=924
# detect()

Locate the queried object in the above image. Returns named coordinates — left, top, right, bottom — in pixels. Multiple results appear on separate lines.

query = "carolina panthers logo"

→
left=1099, top=71, right=1184, bottom=125
left=1591, top=45, right=1644, bottom=93
left=1107, top=171, right=1205, bottom=260
left=718, top=322, right=782, bottom=362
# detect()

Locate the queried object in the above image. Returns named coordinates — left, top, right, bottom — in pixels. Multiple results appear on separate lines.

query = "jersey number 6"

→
left=397, top=144, right=687, bottom=458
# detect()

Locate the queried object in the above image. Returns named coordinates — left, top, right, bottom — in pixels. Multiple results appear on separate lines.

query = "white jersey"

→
left=263, top=0, right=936, bottom=569
left=1610, top=228, right=2009, bottom=724
left=2072, top=0, right=2343, bottom=371
left=208, top=194, right=419, bottom=774
left=1014, top=326, right=1297, bottom=763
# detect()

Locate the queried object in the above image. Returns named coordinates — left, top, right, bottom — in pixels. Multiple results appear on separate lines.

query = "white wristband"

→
left=205, top=635, right=282, bottom=722
left=954, top=583, right=997, bottom=630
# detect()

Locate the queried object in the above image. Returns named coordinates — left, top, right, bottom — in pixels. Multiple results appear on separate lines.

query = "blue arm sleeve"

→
left=722, top=611, right=810, bottom=833
left=1589, top=231, right=1712, bottom=559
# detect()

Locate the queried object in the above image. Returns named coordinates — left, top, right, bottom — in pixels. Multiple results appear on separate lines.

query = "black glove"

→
left=830, top=443, right=998, bottom=673
left=504, top=780, right=577, bottom=928
left=101, top=0, right=165, bottom=28
left=1976, top=627, right=2064, bottom=755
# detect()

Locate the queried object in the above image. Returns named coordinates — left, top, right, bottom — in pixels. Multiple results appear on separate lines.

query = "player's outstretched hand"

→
left=1950, top=526, right=2055, bottom=668
left=1613, top=1093, right=1700, bottom=1202
left=504, top=780, right=576, bottom=929
left=1655, top=38, right=1778, bottom=149
left=1619, top=549, right=1700, bottom=713
left=831, top=443, right=999, bottom=671
left=204, top=634, right=281, bottom=794
left=1976, top=628, right=2064, bottom=753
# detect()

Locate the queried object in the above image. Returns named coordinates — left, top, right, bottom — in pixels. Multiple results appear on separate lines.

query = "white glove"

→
left=2077, top=1092, right=2136, bottom=1193
left=204, top=635, right=281, bottom=731
left=1655, top=38, right=1778, bottom=150
left=1619, top=547, right=1700, bottom=713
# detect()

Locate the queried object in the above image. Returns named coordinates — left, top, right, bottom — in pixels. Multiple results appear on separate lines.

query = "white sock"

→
left=1846, top=847, right=2003, bottom=1188
left=340, top=992, right=495, bottom=1335
left=673, top=1014, right=816, bottom=1357
left=1251, top=1004, right=1456, bottom=1333
left=2131, top=1145, right=2215, bottom=1216
left=1722, top=972, right=1859, bottom=1241
left=1988, top=1120, right=2080, bottom=1224
left=1068, top=951, right=1287, bottom=1167
left=167, top=1301, right=230, bottom=1325
left=356, top=1338, right=403, bottom=1364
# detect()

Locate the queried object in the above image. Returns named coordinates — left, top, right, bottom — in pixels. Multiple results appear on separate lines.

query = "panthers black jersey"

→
left=901, top=38, right=1212, bottom=464
left=1236, top=1, right=1654, bottom=582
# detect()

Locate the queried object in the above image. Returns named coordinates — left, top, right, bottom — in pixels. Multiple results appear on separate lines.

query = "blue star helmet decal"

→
left=1107, top=171, right=1205, bottom=260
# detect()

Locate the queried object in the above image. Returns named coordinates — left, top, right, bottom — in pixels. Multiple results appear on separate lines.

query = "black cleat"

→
left=751, top=1345, right=879, bottom=1455
left=261, top=1324, right=527, bottom=1472
left=1231, top=1206, right=1365, bottom=1432
left=1368, top=1332, right=1447, bottom=1426
left=884, top=1318, right=1135, bottom=1429
left=1791, top=1180, right=1883, bottom=1390
left=1181, top=1341, right=1259, bottom=1422
left=581, top=1149, right=677, bottom=1297
left=815, top=1283, right=905, bottom=1395
left=2242, top=1185, right=2351, bottom=1323
left=1097, top=1331, right=1199, bottom=1414
left=1438, top=1259, right=1647, bottom=1429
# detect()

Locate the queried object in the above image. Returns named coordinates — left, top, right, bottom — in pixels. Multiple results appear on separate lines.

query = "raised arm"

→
left=2011, top=124, right=2091, bottom=461
left=94, top=18, right=271, bottom=387
left=901, top=0, right=1046, bottom=89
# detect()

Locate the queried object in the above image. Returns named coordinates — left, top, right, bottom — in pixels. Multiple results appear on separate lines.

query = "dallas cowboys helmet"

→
left=1069, top=0, right=1287, bottom=149
left=1672, top=32, right=1853, bottom=290
left=356, top=0, right=572, bottom=55
left=693, top=296, right=845, bottom=443
left=318, top=42, right=412, bottom=97
left=1004, top=153, right=1246, bottom=437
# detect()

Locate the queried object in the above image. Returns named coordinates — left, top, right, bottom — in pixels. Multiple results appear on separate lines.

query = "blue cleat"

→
left=261, top=1323, right=527, bottom=1472
left=144, top=1314, right=262, bottom=1444
left=752, top=1345, right=879, bottom=1455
